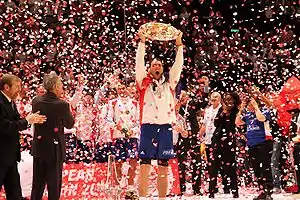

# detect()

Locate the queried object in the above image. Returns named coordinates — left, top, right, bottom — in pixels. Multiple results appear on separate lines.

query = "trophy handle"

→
left=105, top=155, right=123, bottom=200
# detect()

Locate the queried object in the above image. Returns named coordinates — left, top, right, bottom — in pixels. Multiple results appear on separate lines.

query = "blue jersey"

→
left=242, top=108, right=273, bottom=147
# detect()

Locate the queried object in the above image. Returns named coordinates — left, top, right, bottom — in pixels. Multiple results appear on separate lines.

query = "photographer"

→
left=236, top=97, right=274, bottom=200
left=177, top=76, right=210, bottom=196
left=251, top=88, right=283, bottom=194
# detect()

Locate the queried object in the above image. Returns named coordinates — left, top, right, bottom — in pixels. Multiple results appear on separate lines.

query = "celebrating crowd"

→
left=0, top=0, right=299, bottom=200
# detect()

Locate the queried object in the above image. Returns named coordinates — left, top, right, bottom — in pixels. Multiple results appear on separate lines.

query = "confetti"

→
left=1, top=0, right=298, bottom=198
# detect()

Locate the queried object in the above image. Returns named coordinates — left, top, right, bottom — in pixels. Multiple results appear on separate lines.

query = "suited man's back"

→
left=31, top=92, right=75, bottom=162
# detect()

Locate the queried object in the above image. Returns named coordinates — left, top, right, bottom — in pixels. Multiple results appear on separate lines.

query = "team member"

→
left=136, top=31, right=183, bottom=200
left=106, top=83, right=139, bottom=198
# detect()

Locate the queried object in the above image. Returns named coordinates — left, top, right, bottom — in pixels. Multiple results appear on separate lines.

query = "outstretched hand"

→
left=250, top=98, right=259, bottom=109
left=176, top=31, right=183, bottom=46
left=26, top=111, right=47, bottom=124
left=201, top=76, right=209, bottom=86
left=240, top=100, right=247, bottom=111
left=138, top=30, right=146, bottom=43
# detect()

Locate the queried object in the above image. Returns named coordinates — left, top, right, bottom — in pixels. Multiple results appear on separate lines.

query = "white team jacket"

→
left=135, top=42, right=184, bottom=125
left=106, top=97, right=140, bottom=139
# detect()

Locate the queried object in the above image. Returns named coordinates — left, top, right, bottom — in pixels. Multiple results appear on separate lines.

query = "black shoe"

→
left=224, top=188, right=230, bottom=194
left=253, top=193, right=267, bottom=200
left=179, top=189, right=186, bottom=196
left=193, top=190, right=203, bottom=196
left=266, top=195, right=273, bottom=200
left=176, top=193, right=183, bottom=196
left=209, top=193, right=215, bottom=198
left=233, top=193, right=239, bottom=198
left=293, top=190, right=300, bottom=194
left=167, top=193, right=176, bottom=197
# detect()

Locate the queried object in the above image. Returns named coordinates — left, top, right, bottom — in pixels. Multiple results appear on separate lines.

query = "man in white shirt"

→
left=73, top=93, right=96, bottom=163
left=106, top=84, right=140, bottom=196
left=136, top=31, right=183, bottom=200
left=200, top=92, right=221, bottom=157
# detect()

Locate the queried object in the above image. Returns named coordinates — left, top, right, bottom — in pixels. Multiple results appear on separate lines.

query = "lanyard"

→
left=183, top=100, right=189, bottom=119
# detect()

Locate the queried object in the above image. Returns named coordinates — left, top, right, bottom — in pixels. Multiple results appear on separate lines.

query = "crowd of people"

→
left=0, top=0, right=299, bottom=199
left=13, top=70, right=300, bottom=200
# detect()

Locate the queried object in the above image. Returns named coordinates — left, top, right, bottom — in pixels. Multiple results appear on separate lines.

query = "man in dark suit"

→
left=0, top=74, right=46, bottom=200
left=177, top=76, right=210, bottom=196
left=30, top=71, right=75, bottom=200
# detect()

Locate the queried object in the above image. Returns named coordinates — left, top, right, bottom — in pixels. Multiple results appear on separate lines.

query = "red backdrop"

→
left=0, top=159, right=180, bottom=199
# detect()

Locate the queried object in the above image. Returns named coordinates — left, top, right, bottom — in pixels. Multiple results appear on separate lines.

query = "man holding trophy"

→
left=136, top=23, right=184, bottom=200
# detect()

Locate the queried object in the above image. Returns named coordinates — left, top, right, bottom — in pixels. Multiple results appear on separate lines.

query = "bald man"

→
left=200, top=92, right=221, bottom=149
left=199, top=92, right=231, bottom=194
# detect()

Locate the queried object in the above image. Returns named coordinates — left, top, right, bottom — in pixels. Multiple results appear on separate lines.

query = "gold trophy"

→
left=138, top=22, right=180, bottom=41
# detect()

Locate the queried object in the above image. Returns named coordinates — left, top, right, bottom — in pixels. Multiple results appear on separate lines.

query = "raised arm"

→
left=131, top=101, right=140, bottom=137
left=69, top=84, right=84, bottom=109
left=135, top=33, right=147, bottom=88
left=250, top=98, right=268, bottom=122
left=251, top=87, right=273, bottom=109
left=235, top=101, right=246, bottom=126
left=106, top=100, right=115, bottom=125
left=169, top=32, right=184, bottom=90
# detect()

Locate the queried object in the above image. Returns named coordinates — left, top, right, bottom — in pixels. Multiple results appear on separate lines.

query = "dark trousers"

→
left=248, top=140, right=274, bottom=194
left=0, top=163, right=22, bottom=200
left=293, top=143, right=300, bottom=191
left=205, top=145, right=229, bottom=191
left=75, top=139, right=93, bottom=163
left=31, top=149, right=64, bottom=200
left=176, top=134, right=201, bottom=194
left=208, top=142, right=238, bottom=195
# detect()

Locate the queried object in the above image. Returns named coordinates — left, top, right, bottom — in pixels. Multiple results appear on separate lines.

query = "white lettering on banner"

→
left=0, top=161, right=181, bottom=198
left=77, top=170, right=85, bottom=181
left=67, top=169, right=77, bottom=181
left=64, top=169, right=95, bottom=182
left=85, top=169, right=95, bottom=181
left=61, top=183, right=78, bottom=196
left=82, top=183, right=98, bottom=196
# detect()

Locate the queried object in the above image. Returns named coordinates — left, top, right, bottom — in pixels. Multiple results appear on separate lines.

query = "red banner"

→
left=60, top=163, right=108, bottom=199
left=0, top=159, right=180, bottom=199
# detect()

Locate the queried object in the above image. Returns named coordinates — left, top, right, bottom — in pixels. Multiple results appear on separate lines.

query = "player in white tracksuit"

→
left=136, top=31, right=184, bottom=199
left=106, top=84, right=140, bottom=192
